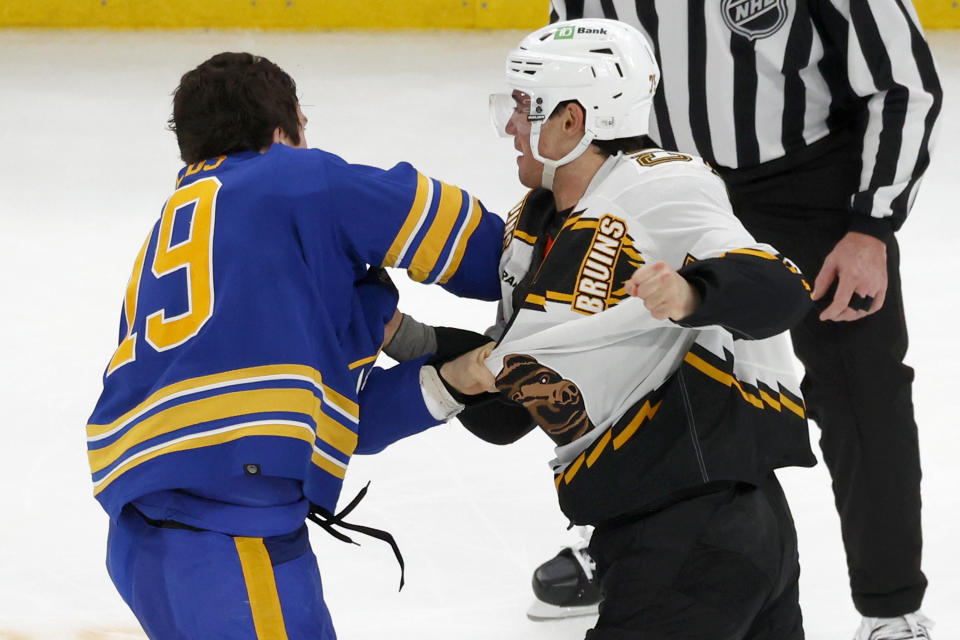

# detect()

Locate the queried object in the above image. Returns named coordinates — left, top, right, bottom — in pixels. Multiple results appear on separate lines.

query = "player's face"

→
left=505, top=91, right=544, bottom=189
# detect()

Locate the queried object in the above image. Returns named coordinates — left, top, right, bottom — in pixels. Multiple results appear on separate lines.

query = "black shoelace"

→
left=306, top=482, right=405, bottom=590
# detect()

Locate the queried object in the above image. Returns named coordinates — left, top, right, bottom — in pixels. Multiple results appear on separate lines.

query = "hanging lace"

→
left=307, top=482, right=405, bottom=590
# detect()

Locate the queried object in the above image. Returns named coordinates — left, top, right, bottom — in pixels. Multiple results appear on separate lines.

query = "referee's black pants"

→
left=719, top=134, right=927, bottom=618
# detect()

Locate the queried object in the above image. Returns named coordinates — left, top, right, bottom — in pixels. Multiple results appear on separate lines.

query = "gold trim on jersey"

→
left=524, top=290, right=575, bottom=307
left=524, top=293, right=546, bottom=308
left=502, top=192, right=531, bottom=251
left=384, top=172, right=432, bottom=269
left=87, top=387, right=359, bottom=474
left=93, top=421, right=323, bottom=495
left=436, top=195, right=483, bottom=284
left=722, top=248, right=779, bottom=260
left=86, top=364, right=359, bottom=442
left=559, top=212, right=583, bottom=231
left=408, top=179, right=465, bottom=282
left=683, top=351, right=805, bottom=419
left=235, top=537, right=290, bottom=640
left=512, top=229, right=538, bottom=245
left=555, top=398, right=663, bottom=488
left=348, top=353, right=379, bottom=370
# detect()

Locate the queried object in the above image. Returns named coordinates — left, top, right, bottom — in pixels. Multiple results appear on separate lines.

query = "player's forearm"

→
left=676, top=252, right=812, bottom=339
left=383, top=314, right=492, bottom=362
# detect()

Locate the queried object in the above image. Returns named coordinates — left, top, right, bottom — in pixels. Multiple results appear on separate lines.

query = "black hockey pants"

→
left=719, top=133, right=927, bottom=617
left=586, top=475, right=803, bottom=640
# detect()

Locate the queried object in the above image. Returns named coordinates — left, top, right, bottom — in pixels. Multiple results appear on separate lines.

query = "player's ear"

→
left=271, top=125, right=300, bottom=147
left=562, top=102, right=585, bottom=135
left=271, top=126, right=287, bottom=145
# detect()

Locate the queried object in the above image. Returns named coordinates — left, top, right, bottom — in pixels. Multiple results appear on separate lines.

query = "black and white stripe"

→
left=551, top=0, right=942, bottom=229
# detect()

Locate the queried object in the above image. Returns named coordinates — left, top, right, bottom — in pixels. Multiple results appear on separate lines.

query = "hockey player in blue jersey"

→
left=85, top=52, right=504, bottom=639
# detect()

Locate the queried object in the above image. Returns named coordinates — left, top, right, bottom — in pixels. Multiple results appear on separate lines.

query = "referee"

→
left=537, top=2, right=942, bottom=638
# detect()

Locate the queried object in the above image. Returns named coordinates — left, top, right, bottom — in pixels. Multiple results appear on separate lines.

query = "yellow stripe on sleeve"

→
left=234, top=537, right=290, bottom=640
left=383, top=172, right=431, bottom=268
left=408, top=181, right=464, bottom=282
left=437, top=196, right=483, bottom=284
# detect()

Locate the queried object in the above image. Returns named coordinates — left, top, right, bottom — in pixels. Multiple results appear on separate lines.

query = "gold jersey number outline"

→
left=107, top=177, right=220, bottom=376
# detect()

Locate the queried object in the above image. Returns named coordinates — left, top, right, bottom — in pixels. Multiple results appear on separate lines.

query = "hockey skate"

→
left=527, top=527, right=601, bottom=621
left=854, top=611, right=934, bottom=640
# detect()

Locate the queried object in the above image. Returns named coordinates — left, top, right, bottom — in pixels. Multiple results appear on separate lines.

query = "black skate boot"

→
left=527, top=530, right=601, bottom=620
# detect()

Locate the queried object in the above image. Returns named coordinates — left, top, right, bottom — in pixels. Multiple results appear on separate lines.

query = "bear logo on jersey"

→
left=722, top=0, right=789, bottom=41
left=495, top=354, right=595, bottom=446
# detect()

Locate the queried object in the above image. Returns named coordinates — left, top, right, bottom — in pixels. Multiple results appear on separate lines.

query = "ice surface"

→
left=0, top=27, right=957, bottom=640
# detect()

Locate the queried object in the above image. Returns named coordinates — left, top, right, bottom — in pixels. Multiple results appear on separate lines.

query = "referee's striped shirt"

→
left=550, top=0, right=942, bottom=232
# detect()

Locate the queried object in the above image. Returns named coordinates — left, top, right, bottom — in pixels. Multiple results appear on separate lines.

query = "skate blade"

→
left=526, top=599, right=599, bottom=621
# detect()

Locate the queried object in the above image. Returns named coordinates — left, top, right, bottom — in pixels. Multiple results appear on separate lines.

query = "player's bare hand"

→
left=812, top=232, right=887, bottom=322
left=625, top=261, right=701, bottom=321
left=383, top=309, right=403, bottom=348
left=440, top=342, right=497, bottom=395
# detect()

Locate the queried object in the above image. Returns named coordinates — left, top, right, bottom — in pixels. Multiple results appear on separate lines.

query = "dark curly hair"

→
left=169, top=52, right=301, bottom=164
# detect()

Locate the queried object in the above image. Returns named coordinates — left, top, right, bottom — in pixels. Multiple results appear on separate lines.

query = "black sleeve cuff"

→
left=847, top=214, right=894, bottom=240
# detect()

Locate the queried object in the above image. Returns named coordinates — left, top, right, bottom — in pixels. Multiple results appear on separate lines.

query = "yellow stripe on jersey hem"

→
left=86, top=364, right=359, bottom=440
left=235, top=537, right=290, bottom=640
left=556, top=399, right=662, bottom=487
left=88, top=387, right=358, bottom=473
left=93, top=422, right=321, bottom=496
left=408, top=180, right=464, bottom=282
left=384, top=172, right=431, bottom=269
left=311, top=449, right=347, bottom=480
left=683, top=352, right=805, bottom=419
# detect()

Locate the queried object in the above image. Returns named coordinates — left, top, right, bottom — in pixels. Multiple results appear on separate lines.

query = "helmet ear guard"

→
left=492, top=18, right=661, bottom=189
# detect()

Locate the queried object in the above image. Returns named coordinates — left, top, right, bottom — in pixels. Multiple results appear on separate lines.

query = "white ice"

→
left=0, top=27, right=957, bottom=640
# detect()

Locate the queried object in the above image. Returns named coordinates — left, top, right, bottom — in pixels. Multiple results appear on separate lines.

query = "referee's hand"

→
left=812, top=231, right=888, bottom=322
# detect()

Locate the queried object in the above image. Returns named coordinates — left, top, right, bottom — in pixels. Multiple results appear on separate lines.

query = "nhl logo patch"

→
left=722, top=0, right=789, bottom=41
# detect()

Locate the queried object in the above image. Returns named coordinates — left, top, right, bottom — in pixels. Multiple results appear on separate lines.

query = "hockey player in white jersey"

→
left=422, top=19, right=819, bottom=639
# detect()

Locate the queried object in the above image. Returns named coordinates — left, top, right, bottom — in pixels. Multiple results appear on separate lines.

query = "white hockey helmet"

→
left=490, top=19, right=660, bottom=189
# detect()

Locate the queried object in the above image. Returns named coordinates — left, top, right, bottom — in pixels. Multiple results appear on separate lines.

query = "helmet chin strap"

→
left=530, top=121, right=596, bottom=191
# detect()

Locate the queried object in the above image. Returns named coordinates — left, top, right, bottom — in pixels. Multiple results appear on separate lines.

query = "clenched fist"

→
left=440, top=342, right=498, bottom=396
left=625, top=261, right=701, bottom=321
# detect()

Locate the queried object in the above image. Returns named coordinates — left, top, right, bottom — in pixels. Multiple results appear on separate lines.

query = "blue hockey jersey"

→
left=86, top=144, right=503, bottom=520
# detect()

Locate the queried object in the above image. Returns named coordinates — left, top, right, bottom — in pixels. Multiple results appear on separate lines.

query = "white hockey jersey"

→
left=476, top=150, right=815, bottom=524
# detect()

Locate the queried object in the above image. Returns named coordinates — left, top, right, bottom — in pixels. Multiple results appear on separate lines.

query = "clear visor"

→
left=489, top=91, right=533, bottom=138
